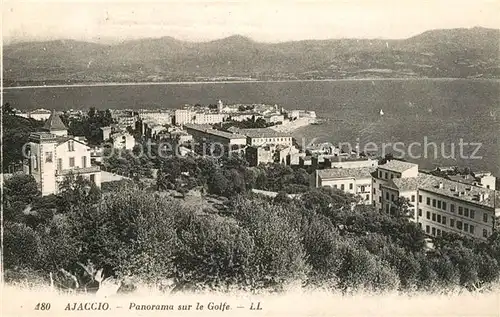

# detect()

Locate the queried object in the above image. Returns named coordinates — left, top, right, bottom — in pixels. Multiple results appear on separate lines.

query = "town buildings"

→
left=17, top=108, right=53, bottom=121
left=110, top=131, right=136, bottom=150
left=23, top=111, right=101, bottom=196
left=312, top=167, right=375, bottom=205
left=138, top=110, right=172, bottom=125
left=183, top=123, right=247, bottom=156
left=380, top=171, right=500, bottom=241
left=232, top=128, right=293, bottom=147
left=174, top=109, right=194, bottom=125
left=372, top=160, right=419, bottom=211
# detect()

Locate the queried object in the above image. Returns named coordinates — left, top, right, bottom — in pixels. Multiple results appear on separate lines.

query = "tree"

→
left=4, top=174, right=40, bottom=206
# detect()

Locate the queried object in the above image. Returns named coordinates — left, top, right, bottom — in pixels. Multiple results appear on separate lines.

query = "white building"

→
left=138, top=110, right=172, bottom=125
left=174, top=109, right=193, bottom=125
left=381, top=172, right=500, bottom=241
left=264, top=114, right=285, bottom=124
left=23, top=111, right=101, bottom=196
left=110, top=132, right=136, bottom=150
left=372, top=160, right=419, bottom=211
left=233, top=128, right=293, bottom=147
left=24, top=108, right=53, bottom=121
left=312, top=167, right=376, bottom=204
left=192, top=113, right=227, bottom=125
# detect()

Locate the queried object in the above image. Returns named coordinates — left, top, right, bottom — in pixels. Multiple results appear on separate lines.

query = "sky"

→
left=3, top=0, right=500, bottom=44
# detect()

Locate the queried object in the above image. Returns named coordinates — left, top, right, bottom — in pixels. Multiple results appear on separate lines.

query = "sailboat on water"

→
left=379, top=109, right=384, bottom=116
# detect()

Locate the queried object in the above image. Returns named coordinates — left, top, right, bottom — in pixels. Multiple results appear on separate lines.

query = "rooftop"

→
left=378, top=160, right=418, bottom=173
left=386, top=173, right=499, bottom=208
left=236, top=128, right=291, bottom=138
left=43, top=110, right=67, bottom=131
left=184, top=124, right=246, bottom=139
left=317, top=167, right=376, bottom=180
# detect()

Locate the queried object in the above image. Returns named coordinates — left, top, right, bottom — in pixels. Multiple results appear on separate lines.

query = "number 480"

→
left=34, top=303, right=51, bottom=311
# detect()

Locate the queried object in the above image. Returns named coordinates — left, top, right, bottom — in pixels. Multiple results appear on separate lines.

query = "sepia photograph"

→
left=1, top=0, right=499, bottom=316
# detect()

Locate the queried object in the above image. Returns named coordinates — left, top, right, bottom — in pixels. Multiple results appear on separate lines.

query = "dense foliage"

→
left=4, top=172, right=500, bottom=294
left=2, top=103, right=44, bottom=172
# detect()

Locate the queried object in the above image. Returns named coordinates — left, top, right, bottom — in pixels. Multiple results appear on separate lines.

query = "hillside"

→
left=3, top=27, right=499, bottom=86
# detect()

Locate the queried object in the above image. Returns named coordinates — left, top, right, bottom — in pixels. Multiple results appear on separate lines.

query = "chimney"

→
left=438, top=182, right=444, bottom=189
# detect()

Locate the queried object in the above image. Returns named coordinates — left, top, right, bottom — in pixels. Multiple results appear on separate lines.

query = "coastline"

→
left=269, top=117, right=314, bottom=133
left=3, top=77, right=499, bottom=90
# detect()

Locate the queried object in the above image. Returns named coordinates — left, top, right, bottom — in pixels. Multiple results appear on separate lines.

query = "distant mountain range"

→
left=3, top=27, right=499, bottom=86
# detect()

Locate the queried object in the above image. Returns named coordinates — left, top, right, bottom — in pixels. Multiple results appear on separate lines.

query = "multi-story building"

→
left=192, top=113, right=227, bottom=125
left=264, top=114, right=285, bottom=124
left=372, top=160, right=419, bottom=211
left=23, top=111, right=101, bottom=196
left=138, top=110, right=172, bottom=126
left=174, top=109, right=193, bottom=125
left=233, top=128, right=293, bottom=147
left=380, top=172, right=500, bottom=241
left=183, top=123, right=247, bottom=156
left=312, top=167, right=375, bottom=204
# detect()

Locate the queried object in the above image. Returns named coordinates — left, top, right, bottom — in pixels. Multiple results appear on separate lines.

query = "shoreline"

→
left=3, top=77, right=499, bottom=90
left=269, top=117, right=315, bottom=133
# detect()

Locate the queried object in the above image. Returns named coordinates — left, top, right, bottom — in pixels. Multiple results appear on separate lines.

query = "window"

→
left=419, top=195, right=422, bottom=203
left=464, top=208, right=469, bottom=217
left=90, top=174, right=95, bottom=184
left=483, top=229, right=488, bottom=238
left=450, top=204, right=455, bottom=212
left=469, top=225, right=474, bottom=234
left=436, top=229, right=441, bottom=236
left=432, top=227, right=436, bottom=236
left=82, top=156, right=87, bottom=168
left=432, top=199, right=436, bottom=207
left=426, top=225, right=430, bottom=234
left=426, top=211, right=430, bottom=219
left=419, top=223, right=422, bottom=229
left=32, top=156, right=38, bottom=170
left=341, top=184, right=345, bottom=190
left=68, top=140, right=75, bottom=152
left=464, top=223, right=469, bottom=232
left=386, top=204, right=389, bottom=213
left=418, top=209, right=422, bottom=217
left=69, top=157, right=75, bottom=167
left=379, top=171, right=383, bottom=178
left=366, top=194, right=369, bottom=200
left=427, top=197, right=431, bottom=205
left=450, top=219, right=455, bottom=227
left=456, top=221, right=463, bottom=230
left=349, top=183, right=353, bottom=190
left=411, top=195, right=415, bottom=202
left=458, top=207, right=463, bottom=215
left=361, top=185, right=365, bottom=192
left=442, top=216, right=447, bottom=225
left=442, top=202, right=447, bottom=210
left=437, top=200, right=441, bottom=209
left=386, top=192, right=389, bottom=200
left=391, top=194, right=395, bottom=202
left=379, top=197, right=382, bottom=203
left=391, top=174, right=394, bottom=179
left=483, top=213, right=489, bottom=223
left=432, top=213, right=436, bottom=221
left=437, top=214, right=441, bottom=223
left=385, top=172, right=388, bottom=179
left=373, top=188, right=376, bottom=194
left=333, top=184, right=338, bottom=189
left=470, top=210, right=475, bottom=219
left=45, top=152, right=53, bottom=163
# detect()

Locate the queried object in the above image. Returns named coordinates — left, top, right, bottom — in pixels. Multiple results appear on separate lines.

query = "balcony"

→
left=56, top=165, right=101, bottom=176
